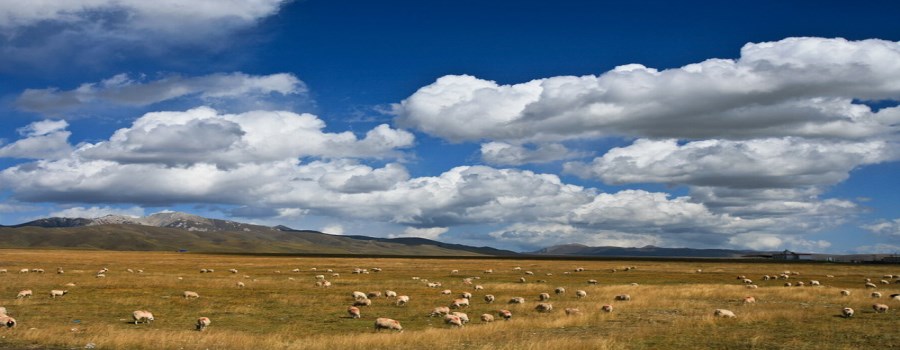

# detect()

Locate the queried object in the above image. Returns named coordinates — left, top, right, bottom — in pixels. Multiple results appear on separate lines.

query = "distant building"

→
left=773, top=250, right=812, bottom=260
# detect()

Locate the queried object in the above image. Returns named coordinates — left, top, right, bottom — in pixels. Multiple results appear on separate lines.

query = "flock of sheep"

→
left=1, top=263, right=899, bottom=337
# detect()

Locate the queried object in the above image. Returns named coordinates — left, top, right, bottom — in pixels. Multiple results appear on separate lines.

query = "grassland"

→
left=0, top=249, right=898, bottom=350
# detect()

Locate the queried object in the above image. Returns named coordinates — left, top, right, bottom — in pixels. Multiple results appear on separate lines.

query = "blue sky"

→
left=1, top=0, right=899, bottom=253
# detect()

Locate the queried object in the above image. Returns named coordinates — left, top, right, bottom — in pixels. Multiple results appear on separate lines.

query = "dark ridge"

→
left=13, top=217, right=93, bottom=228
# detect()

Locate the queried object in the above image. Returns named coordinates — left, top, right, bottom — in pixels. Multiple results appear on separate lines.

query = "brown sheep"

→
left=347, top=306, right=361, bottom=319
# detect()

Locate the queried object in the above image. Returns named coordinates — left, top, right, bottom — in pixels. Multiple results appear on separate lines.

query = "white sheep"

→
left=50, top=290, right=68, bottom=298
left=891, top=293, right=900, bottom=301
left=451, top=312, right=469, bottom=324
left=450, top=269, right=459, bottom=275
left=872, top=303, right=889, bottom=313
left=538, top=293, right=551, bottom=301
left=518, top=277, right=526, bottom=283
left=430, top=306, right=450, bottom=317
left=367, top=291, right=382, bottom=299
left=841, top=307, right=854, bottom=318
left=132, top=310, right=154, bottom=324
left=865, top=282, right=877, bottom=289
left=347, top=306, right=361, bottom=319
left=601, top=304, right=614, bottom=313
left=484, top=294, right=495, bottom=303
left=498, top=309, right=512, bottom=320
left=0, top=315, right=16, bottom=328
left=743, top=296, right=756, bottom=304
left=196, top=317, right=211, bottom=331
left=587, top=279, right=599, bottom=285
left=18, top=268, right=29, bottom=274
left=352, top=291, right=367, bottom=300
left=16, top=290, right=32, bottom=298
left=374, top=318, right=402, bottom=332
left=474, top=285, right=484, bottom=290
left=714, top=309, right=736, bottom=318
left=353, top=299, right=372, bottom=307
left=554, top=287, right=566, bottom=295
left=615, top=294, right=631, bottom=301
left=441, top=289, right=452, bottom=295
left=840, top=290, right=850, bottom=296
left=575, top=290, right=587, bottom=298
left=535, top=303, right=553, bottom=313
left=450, top=298, right=470, bottom=309
left=444, top=314, right=464, bottom=327
left=396, top=295, right=410, bottom=306
left=183, top=291, right=200, bottom=299
left=460, top=292, right=472, bottom=299
left=481, top=313, right=494, bottom=322
left=237, top=281, right=245, bottom=288
left=742, top=279, right=753, bottom=284
left=871, top=292, right=882, bottom=298
left=385, top=290, right=398, bottom=298
left=229, top=269, right=238, bottom=274
left=508, top=297, right=525, bottom=304
left=0, top=269, right=6, bottom=273
left=810, top=280, right=821, bottom=286
left=881, top=280, right=890, bottom=285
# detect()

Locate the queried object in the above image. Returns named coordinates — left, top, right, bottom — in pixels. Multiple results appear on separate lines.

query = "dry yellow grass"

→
left=0, top=249, right=898, bottom=349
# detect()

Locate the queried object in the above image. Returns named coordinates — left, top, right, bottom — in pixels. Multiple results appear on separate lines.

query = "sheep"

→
left=601, top=304, right=614, bottom=313
left=474, top=285, right=484, bottom=290
left=451, top=312, right=469, bottom=324
left=95, top=273, right=106, bottom=278
left=450, top=269, right=459, bottom=275
left=575, top=267, right=585, bottom=272
left=714, top=309, right=736, bottom=318
left=16, top=290, right=33, bottom=298
left=352, top=291, right=367, bottom=300
left=484, top=294, right=495, bottom=303
left=132, top=310, right=154, bottom=324
left=538, top=293, right=551, bottom=301
left=196, top=317, right=211, bottom=331
left=316, top=280, right=332, bottom=288
left=0, top=269, right=6, bottom=273
left=736, top=275, right=746, bottom=280
left=743, top=296, right=756, bottom=304
left=575, top=290, right=587, bottom=298
left=525, top=271, right=534, bottom=275
left=229, top=269, right=238, bottom=274
left=57, top=267, right=64, bottom=274
left=891, top=293, right=900, bottom=301
left=696, top=269, right=703, bottom=273
left=444, top=314, right=464, bottom=327
left=0, top=315, right=16, bottom=328
left=396, top=295, right=410, bottom=306
left=367, top=291, right=382, bottom=299
left=18, top=268, right=29, bottom=274
left=430, top=306, right=450, bottom=317
left=872, top=303, right=889, bottom=313
left=426, top=282, right=439, bottom=288
left=795, top=281, right=805, bottom=287
left=50, top=290, right=68, bottom=298
left=353, top=299, right=372, bottom=307
left=374, top=318, right=403, bottom=332
left=483, top=269, right=493, bottom=274
left=441, top=289, right=452, bottom=295
left=565, top=308, right=580, bottom=316
left=554, top=287, right=566, bottom=295
left=615, top=294, right=631, bottom=301
left=183, top=291, right=200, bottom=299
left=762, top=275, right=770, bottom=281
left=315, top=274, right=326, bottom=280
left=237, top=281, right=245, bottom=288
left=481, top=313, right=494, bottom=322
left=865, top=282, right=877, bottom=289
left=742, top=279, right=753, bottom=284
left=371, top=268, right=382, bottom=273
left=840, top=290, right=850, bottom=296
left=518, top=277, right=526, bottom=283
left=810, top=280, right=821, bottom=286
left=881, top=280, right=890, bottom=285
left=784, top=282, right=792, bottom=287
left=385, top=290, right=398, bottom=298
left=450, top=298, right=470, bottom=309
left=460, top=292, right=472, bottom=299
left=871, top=292, right=882, bottom=298
left=498, top=309, right=512, bottom=320
left=587, top=279, right=599, bottom=284
left=746, top=285, right=759, bottom=289
left=841, top=307, right=854, bottom=318
left=535, top=303, right=553, bottom=313
left=347, top=306, right=361, bottom=319
left=508, top=297, right=525, bottom=304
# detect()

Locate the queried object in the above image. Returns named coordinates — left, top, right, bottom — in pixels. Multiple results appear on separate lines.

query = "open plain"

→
left=0, top=249, right=897, bottom=350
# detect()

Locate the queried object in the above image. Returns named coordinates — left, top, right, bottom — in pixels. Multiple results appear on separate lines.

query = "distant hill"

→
left=532, top=243, right=759, bottom=258
left=0, top=212, right=518, bottom=256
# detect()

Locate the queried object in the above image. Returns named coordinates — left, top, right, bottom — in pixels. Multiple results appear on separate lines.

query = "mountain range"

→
left=1, top=212, right=767, bottom=258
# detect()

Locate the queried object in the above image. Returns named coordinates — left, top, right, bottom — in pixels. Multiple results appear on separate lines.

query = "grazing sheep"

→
left=498, top=309, right=512, bottom=320
left=615, top=294, right=631, bottom=301
left=746, top=285, right=759, bottom=289
left=367, top=291, right=382, bottom=299
left=50, top=290, right=68, bottom=298
left=538, top=293, right=551, bottom=301
left=196, top=317, right=211, bottom=331
left=518, top=277, right=526, bottom=283
left=554, top=287, right=566, bottom=295
left=736, top=275, right=746, bottom=280
left=0, top=315, right=16, bottom=328
left=742, top=279, right=753, bottom=284
left=450, top=298, right=470, bottom=309
left=601, top=304, right=614, bottom=313
left=587, top=279, right=599, bottom=285
left=132, top=310, right=154, bottom=324
left=795, top=281, right=805, bottom=287
left=525, top=271, right=534, bottom=275
left=229, top=269, right=238, bottom=274
left=352, top=291, right=367, bottom=300
left=763, top=275, right=770, bottom=281
left=565, top=308, right=580, bottom=316
left=576, top=290, right=587, bottom=298
left=347, top=306, right=361, bottom=319
left=450, top=269, right=459, bottom=275
left=784, top=282, right=792, bottom=287
left=430, top=306, right=451, bottom=317
left=483, top=269, right=493, bottom=274
left=0, top=269, right=6, bottom=273
left=575, top=267, right=585, bottom=272
left=460, top=292, right=472, bottom=299
left=385, top=290, right=398, bottom=298
left=237, top=281, right=245, bottom=288
left=95, top=273, right=106, bottom=278
left=315, top=275, right=326, bottom=280
left=441, top=289, right=452, bottom=295
left=474, top=285, right=484, bottom=290
left=871, top=292, right=882, bottom=298
left=881, top=280, right=890, bottom=285
left=865, top=282, right=877, bottom=289
left=183, top=291, right=200, bottom=299
left=743, top=296, right=756, bottom=304
left=18, top=269, right=29, bottom=274
left=714, top=309, right=736, bottom=318
left=891, top=293, right=900, bottom=301
left=535, top=303, right=553, bottom=313
left=396, top=295, right=410, bottom=306
left=426, top=282, right=439, bottom=288
left=481, top=313, right=494, bottom=322
left=810, top=280, right=821, bottom=286
left=451, top=312, right=469, bottom=324
left=508, top=297, right=525, bottom=304
left=353, top=299, right=372, bottom=307
left=841, top=307, right=854, bottom=318
left=16, top=290, right=33, bottom=298
left=444, top=314, right=464, bottom=327
left=840, top=290, right=850, bottom=296
left=484, top=294, right=495, bottom=303
left=57, top=267, right=64, bottom=274
left=374, top=318, right=403, bottom=332
left=872, top=303, right=889, bottom=313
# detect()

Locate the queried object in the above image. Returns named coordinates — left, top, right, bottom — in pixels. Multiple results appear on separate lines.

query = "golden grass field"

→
left=0, top=249, right=898, bottom=350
